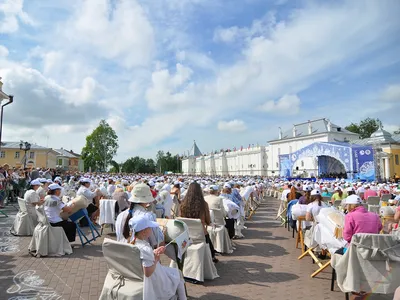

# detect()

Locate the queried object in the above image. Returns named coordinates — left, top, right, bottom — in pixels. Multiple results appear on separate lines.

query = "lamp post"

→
left=19, top=141, right=31, bottom=168
left=0, top=77, right=14, bottom=150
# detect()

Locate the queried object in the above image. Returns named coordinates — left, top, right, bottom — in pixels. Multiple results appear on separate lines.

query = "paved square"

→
left=0, top=198, right=394, bottom=300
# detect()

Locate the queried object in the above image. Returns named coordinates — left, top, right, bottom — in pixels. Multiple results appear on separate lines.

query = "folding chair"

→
left=99, top=199, right=117, bottom=235
left=276, top=200, right=287, bottom=226
left=69, top=208, right=101, bottom=247
left=295, top=216, right=306, bottom=253
left=367, top=196, right=380, bottom=214
left=381, top=194, right=392, bottom=201
left=0, top=208, right=7, bottom=217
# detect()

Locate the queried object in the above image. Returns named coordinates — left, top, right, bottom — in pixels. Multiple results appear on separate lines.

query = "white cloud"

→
left=0, top=45, right=9, bottom=57
left=63, top=0, right=155, bottom=68
left=0, top=0, right=35, bottom=33
left=218, top=120, right=247, bottom=132
left=381, top=84, right=400, bottom=102
left=259, top=94, right=301, bottom=115
left=145, top=63, right=194, bottom=110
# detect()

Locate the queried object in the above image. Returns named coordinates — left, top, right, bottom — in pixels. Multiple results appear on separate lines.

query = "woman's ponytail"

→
left=123, top=202, right=135, bottom=239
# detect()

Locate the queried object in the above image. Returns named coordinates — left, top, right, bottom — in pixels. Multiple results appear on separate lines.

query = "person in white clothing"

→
left=77, top=178, right=100, bottom=222
left=24, top=179, right=44, bottom=225
left=36, top=178, right=49, bottom=200
left=129, top=215, right=187, bottom=300
left=305, top=189, right=327, bottom=221
left=107, top=178, right=116, bottom=196
left=44, top=183, right=76, bottom=242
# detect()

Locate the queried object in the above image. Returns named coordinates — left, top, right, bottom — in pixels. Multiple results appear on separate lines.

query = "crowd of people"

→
left=5, top=166, right=400, bottom=298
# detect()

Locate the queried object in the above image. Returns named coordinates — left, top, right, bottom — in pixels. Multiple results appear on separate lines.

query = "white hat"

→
left=311, top=189, right=320, bottom=196
left=334, top=186, right=342, bottom=191
left=303, top=185, right=312, bottom=192
left=129, top=215, right=159, bottom=235
left=81, top=178, right=91, bottom=184
left=128, top=183, right=155, bottom=203
left=54, top=176, right=62, bottom=183
left=39, top=178, right=47, bottom=184
left=346, top=187, right=354, bottom=192
left=223, top=183, right=232, bottom=189
left=210, top=185, right=219, bottom=191
left=47, top=179, right=53, bottom=183
left=148, top=181, right=156, bottom=187
left=155, top=182, right=164, bottom=191
left=48, top=183, right=62, bottom=191
left=30, top=179, right=41, bottom=186
left=344, top=194, right=362, bottom=205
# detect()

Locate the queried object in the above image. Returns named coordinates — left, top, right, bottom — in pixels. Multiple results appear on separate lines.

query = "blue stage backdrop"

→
left=279, top=142, right=375, bottom=180
left=352, top=146, right=375, bottom=181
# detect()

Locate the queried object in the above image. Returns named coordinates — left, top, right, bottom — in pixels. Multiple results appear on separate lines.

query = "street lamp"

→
left=19, top=140, right=31, bottom=168
left=0, top=76, right=14, bottom=149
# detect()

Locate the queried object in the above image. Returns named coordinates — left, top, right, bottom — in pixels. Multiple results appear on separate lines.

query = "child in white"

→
left=129, top=215, right=187, bottom=300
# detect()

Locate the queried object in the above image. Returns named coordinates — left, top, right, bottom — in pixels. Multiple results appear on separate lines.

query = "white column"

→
left=384, top=158, right=390, bottom=180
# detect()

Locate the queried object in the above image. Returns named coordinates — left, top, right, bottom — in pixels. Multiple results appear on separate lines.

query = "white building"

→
left=181, top=118, right=360, bottom=177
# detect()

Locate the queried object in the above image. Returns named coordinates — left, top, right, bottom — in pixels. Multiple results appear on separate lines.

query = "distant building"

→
left=54, top=148, right=84, bottom=172
left=349, top=127, right=400, bottom=181
left=0, top=141, right=58, bottom=169
left=181, top=118, right=380, bottom=179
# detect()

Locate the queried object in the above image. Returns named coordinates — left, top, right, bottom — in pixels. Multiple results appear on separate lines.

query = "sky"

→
left=0, top=0, right=400, bottom=162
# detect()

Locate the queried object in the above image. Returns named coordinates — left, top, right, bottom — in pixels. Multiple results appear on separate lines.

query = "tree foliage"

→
left=156, top=150, right=181, bottom=173
left=120, top=156, right=157, bottom=173
left=345, top=118, right=382, bottom=139
left=81, top=120, right=119, bottom=171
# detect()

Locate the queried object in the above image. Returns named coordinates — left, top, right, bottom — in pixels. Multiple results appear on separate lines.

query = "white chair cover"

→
left=332, top=233, right=400, bottom=294
left=170, top=217, right=219, bottom=282
left=11, top=198, right=35, bottom=236
left=208, top=209, right=233, bottom=254
left=367, top=196, right=380, bottom=214
left=28, top=206, right=72, bottom=257
left=99, top=199, right=117, bottom=226
left=99, top=238, right=144, bottom=300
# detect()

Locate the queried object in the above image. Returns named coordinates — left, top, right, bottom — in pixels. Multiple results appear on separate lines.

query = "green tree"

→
left=109, top=160, right=120, bottom=173
left=81, top=120, right=119, bottom=171
left=345, top=118, right=382, bottom=139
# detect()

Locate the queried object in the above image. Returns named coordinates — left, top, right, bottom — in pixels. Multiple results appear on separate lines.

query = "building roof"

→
left=269, top=118, right=359, bottom=142
left=349, top=127, right=399, bottom=146
left=54, top=148, right=79, bottom=158
left=0, top=141, right=50, bottom=150
left=188, top=140, right=202, bottom=157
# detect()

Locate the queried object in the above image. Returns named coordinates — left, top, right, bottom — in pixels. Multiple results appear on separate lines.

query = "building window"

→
left=58, top=158, right=63, bottom=165
left=0, top=151, right=5, bottom=158
left=276, top=162, right=279, bottom=168
left=29, top=152, right=35, bottom=159
left=396, top=155, right=399, bottom=165
left=15, top=151, right=20, bottom=159
left=301, top=160, right=304, bottom=167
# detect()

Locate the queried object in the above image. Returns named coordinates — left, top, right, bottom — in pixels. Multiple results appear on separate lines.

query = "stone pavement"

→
left=0, top=198, right=394, bottom=300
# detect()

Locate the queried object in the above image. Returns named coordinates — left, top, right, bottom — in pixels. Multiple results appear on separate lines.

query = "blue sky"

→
left=1, top=0, right=400, bottom=162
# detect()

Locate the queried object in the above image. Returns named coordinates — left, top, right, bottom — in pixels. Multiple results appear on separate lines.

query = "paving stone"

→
left=0, top=198, right=394, bottom=300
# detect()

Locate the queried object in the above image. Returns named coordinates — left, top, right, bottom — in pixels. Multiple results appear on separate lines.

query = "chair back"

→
left=333, top=200, right=342, bottom=208
left=322, top=196, right=331, bottom=203
left=18, top=197, right=28, bottom=213
left=211, top=209, right=225, bottom=226
left=367, top=196, right=380, bottom=206
left=102, top=238, right=143, bottom=280
left=35, top=205, right=49, bottom=225
left=350, top=233, right=400, bottom=262
left=381, top=194, right=392, bottom=201
left=177, top=217, right=205, bottom=243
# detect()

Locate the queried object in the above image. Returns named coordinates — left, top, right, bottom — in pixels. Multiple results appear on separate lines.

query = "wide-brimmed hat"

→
left=128, top=183, right=154, bottom=203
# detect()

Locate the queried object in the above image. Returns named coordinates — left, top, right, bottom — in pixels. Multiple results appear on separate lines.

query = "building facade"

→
left=0, top=142, right=58, bottom=169
left=181, top=118, right=364, bottom=177
left=54, top=148, right=84, bottom=172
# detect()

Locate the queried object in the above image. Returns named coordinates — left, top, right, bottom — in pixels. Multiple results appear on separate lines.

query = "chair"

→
left=322, top=196, right=331, bottom=204
left=171, top=217, right=219, bottom=283
left=10, top=198, right=35, bottom=236
left=99, top=199, right=117, bottom=234
left=69, top=208, right=101, bottom=247
left=331, top=233, right=400, bottom=298
left=207, top=209, right=233, bottom=254
left=367, top=196, right=380, bottom=214
left=381, top=194, right=392, bottom=201
left=28, top=205, right=72, bottom=257
left=333, top=200, right=342, bottom=208
left=99, top=238, right=144, bottom=300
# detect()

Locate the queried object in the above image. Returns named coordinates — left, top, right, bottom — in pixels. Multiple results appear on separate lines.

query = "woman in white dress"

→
left=129, top=215, right=187, bottom=300
left=76, top=178, right=100, bottom=222
left=24, top=179, right=44, bottom=225
left=305, top=189, right=328, bottom=221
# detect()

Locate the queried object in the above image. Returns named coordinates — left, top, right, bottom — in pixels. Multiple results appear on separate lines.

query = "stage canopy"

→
left=279, top=142, right=375, bottom=180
